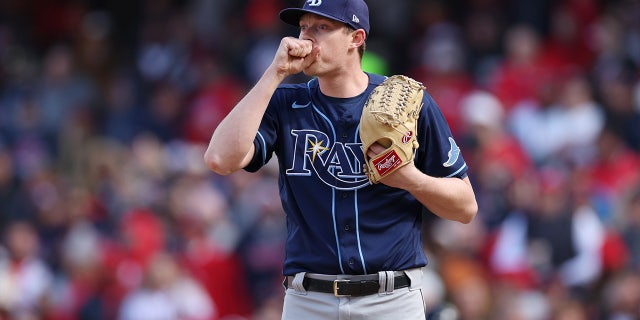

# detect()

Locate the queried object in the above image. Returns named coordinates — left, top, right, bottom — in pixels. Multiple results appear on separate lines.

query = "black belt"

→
left=285, top=273, right=411, bottom=297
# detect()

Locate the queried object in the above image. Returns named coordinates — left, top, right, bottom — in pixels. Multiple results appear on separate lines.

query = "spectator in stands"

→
left=0, top=220, right=54, bottom=320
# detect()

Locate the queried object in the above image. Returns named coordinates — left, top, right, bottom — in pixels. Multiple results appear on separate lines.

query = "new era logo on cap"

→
left=279, top=0, right=370, bottom=36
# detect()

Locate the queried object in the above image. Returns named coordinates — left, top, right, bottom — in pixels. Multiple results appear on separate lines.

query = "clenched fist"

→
left=272, top=37, right=320, bottom=77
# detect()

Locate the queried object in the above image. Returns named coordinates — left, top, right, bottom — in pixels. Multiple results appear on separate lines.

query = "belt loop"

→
left=385, top=271, right=395, bottom=293
left=378, top=271, right=395, bottom=294
left=292, top=272, right=307, bottom=293
left=377, top=271, right=386, bottom=294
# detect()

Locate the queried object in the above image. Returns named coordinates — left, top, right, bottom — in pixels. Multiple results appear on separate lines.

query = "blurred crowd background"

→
left=0, top=0, right=639, bottom=319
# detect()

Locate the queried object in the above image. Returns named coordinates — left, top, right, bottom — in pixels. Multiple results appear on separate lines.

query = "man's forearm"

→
left=380, top=165, right=478, bottom=223
left=410, top=175, right=477, bottom=224
left=204, top=67, right=285, bottom=175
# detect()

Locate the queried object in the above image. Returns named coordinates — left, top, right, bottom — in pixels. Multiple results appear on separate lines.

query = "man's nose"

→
left=300, top=28, right=314, bottom=40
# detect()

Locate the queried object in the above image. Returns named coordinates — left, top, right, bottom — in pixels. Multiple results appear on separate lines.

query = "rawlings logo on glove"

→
left=360, top=75, right=425, bottom=184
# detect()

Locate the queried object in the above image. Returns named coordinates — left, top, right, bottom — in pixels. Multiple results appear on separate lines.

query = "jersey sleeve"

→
left=243, top=93, right=283, bottom=173
left=415, top=91, right=468, bottom=179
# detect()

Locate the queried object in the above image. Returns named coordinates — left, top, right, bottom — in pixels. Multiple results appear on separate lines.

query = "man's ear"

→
left=351, top=29, right=366, bottom=48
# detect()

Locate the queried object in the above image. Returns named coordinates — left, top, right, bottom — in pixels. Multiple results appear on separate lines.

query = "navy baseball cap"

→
left=279, top=0, right=370, bottom=36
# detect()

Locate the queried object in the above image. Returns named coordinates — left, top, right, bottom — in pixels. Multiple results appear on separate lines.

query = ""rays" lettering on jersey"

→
left=286, top=129, right=369, bottom=190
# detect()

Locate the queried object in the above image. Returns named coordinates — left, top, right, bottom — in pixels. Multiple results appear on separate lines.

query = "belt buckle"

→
left=333, top=279, right=350, bottom=297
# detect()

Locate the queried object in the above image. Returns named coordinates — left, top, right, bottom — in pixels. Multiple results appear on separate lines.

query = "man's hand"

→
left=272, top=37, right=320, bottom=78
left=365, top=142, right=421, bottom=190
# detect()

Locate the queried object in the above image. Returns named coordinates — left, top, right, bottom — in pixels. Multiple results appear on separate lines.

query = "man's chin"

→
left=302, top=64, right=319, bottom=77
left=302, top=69, right=316, bottom=77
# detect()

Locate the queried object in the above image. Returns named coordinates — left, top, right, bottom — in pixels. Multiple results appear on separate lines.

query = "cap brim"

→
left=279, top=8, right=347, bottom=28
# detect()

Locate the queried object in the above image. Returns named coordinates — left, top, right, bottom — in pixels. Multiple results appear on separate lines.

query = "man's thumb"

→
left=302, top=46, right=320, bottom=68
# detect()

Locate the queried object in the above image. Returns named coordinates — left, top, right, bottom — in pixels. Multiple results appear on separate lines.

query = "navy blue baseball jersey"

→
left=245, top=73, right=468, bottom=276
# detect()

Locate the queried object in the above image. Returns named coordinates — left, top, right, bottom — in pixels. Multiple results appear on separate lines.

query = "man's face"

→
left=298, top=14, right=355, bottom=76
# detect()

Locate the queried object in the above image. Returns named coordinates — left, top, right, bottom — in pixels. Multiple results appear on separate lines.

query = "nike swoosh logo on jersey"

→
left=292, top=101, right=311, bottom=109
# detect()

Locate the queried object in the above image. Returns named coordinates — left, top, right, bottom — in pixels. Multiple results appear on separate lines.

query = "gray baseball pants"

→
left=281, top=268, right=426, bottom=320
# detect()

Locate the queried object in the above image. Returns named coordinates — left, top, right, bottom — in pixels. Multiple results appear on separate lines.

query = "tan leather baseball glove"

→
left=360, top=75, right=425, bottom=184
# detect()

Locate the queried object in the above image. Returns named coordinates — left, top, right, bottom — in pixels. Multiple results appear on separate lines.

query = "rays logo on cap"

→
left=307, top=0, right=322, bottom=6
